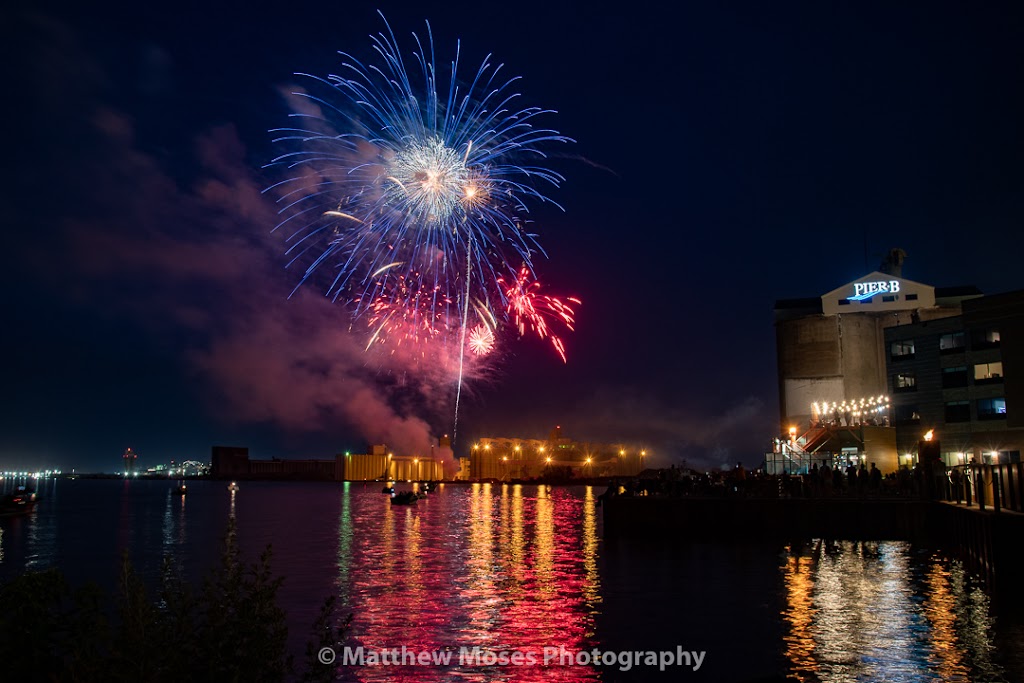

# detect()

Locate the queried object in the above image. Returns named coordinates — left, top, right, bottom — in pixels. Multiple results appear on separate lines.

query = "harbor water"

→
left=1, top=477, right=1021, bottom=682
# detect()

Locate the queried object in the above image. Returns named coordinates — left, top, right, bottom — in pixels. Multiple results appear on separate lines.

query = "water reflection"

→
left=1, top=481, right=1021, bottom=683
left=337, top=482, right=352, bottom=594
left=782, top=540, right=1007, bottom=682
left=340, top=483, right=600, bottom=682
left=25, top=480, right=57, bottom=570
left=161, top=490, right=188, bottom=555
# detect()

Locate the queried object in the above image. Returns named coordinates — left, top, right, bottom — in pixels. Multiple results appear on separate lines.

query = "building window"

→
left=977, top=398, right=1007, bottom=420
left=945, top=401, right=970, bottom=423
left=939, top=332, right=965, bottom=354
left=882, top=295, right=897, bottom=302
left=981, top=451, right=1020, bottom=464
left=894, top=405, right=920, bottom=425
left=890, top=340, right=915, bottom=361
left=971, top=328, right=1001, bottom=350
left=942, top=451, right=968, bottom=467
left=974, top=361, right=1004, bottom=384
left=838, top=299, right=850, bottom=306
left=942, top=366, right=968, bottom=388
left=906, top=294, right=918, bottom=301
left=894, top=373, right=916, bottom=392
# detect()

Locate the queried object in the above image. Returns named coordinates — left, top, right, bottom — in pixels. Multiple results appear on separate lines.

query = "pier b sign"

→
left=847, top=280, right=900, bottom=302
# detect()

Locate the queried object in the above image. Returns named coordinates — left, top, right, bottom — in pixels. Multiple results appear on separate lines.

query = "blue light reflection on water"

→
left=0, top=478, right=1019, bottom=682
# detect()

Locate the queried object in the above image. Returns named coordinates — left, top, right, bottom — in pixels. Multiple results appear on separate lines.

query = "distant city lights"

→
left=1, top=470, right=62, bottom=478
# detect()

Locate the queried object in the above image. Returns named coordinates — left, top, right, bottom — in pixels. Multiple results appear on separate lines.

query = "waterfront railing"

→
left=943, top=463, right=1024, bottom=514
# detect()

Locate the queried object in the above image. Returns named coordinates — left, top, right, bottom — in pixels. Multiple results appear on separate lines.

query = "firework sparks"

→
left=502, top=266, right=580, bottom=363
left=267, top=14, right=570, bottom=314
left=267, top=14, right=579, bottom=437
left=362, top=278, right=451, bottom=351
left=468, top=324, right=495, bottom=356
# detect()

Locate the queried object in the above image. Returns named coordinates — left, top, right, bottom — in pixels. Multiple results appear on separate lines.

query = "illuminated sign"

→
left=847, top=280, right=900, bottom=302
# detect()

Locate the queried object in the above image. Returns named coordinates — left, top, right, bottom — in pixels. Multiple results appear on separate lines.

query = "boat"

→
left=1, top=487, right=38, bottom=517
left=227, top=481, right=239, bottom=492
left=381, top=485, right=395, bottom=494
left=390, top=491, right=418, bottom=505
left=174, top=481, right=187, bottom=495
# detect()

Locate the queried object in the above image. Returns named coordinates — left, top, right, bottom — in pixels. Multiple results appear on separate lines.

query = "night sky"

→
left=5, top=1, right=1024, bottom=472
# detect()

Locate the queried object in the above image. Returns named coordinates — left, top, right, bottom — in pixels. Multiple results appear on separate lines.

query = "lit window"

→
left=974, top=362, right=1003, bottom=382
left=894, top=373, right=916, bottom=392
left=971, top=328, right=1001, bottom=350
left=939, top=332, right=965, bottom=353
left=895, top=405, right=920, bottom=424
left=977, top=398, right=1007, bottom=420
left=890, top=340, right=915, bottom=360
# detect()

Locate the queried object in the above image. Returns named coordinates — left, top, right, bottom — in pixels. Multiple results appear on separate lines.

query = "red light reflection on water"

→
left=339, top=484, right=600, bottom=682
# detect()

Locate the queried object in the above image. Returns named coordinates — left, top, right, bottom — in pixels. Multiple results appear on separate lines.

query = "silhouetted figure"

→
left=870, top=462, right=882, bottom=493
left=949, top=467, right=964, bottom=502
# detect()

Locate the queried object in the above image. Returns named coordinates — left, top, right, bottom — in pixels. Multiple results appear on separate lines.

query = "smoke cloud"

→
left=25, top=15, right=447, bottom=456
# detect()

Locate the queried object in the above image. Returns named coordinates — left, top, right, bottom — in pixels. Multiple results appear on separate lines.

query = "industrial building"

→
left=771, top=249, right=982, bottom=472
left=468, top=426, right=647, bottom=480
left=210, top=441, right=450, bottom=481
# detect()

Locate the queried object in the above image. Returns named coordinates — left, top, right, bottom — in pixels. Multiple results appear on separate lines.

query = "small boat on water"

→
left=381, top=485, right=395, bottom=494
left=390, top=491, right=418, bottom=505
left=174, top=481, right=187, bottom=495
left=227, top=481, right=239, bottom=492
left=1, top=487, right=38, bottom=517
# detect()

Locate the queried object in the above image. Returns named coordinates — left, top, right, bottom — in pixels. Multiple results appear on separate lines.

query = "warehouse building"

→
left=771, top=249, right=981, bottom=472
left=210, top=440, right=451, bottom=481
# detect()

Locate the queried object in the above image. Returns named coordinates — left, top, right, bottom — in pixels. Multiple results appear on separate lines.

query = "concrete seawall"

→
left=603, top=497, right=936, bottom=543
left=603, top=496, right=1024, bottom=602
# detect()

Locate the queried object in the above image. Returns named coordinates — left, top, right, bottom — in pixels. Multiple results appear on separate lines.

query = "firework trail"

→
left=266, top=13, right=578, bottom=439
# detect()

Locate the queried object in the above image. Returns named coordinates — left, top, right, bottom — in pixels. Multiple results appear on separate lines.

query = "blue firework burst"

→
left=266, top=12, right=571, bottom=339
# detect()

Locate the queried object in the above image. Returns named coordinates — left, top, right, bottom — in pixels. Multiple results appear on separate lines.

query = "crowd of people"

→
left=599, top=461, right=938, bottom=501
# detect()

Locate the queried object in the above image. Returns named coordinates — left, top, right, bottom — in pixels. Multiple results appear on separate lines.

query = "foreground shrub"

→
left=0, top=520, right=349, bottom=682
